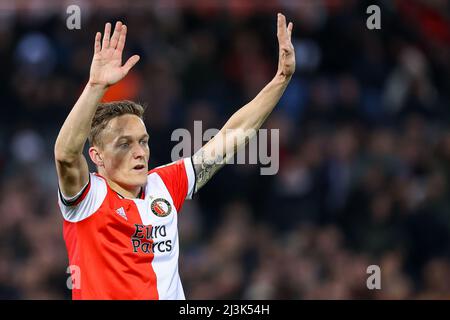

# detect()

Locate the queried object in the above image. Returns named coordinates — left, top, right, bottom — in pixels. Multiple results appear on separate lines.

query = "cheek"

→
left=105, top=149, right=129, bottom=171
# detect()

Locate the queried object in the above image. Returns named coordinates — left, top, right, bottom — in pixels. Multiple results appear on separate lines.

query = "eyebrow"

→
left=116, top=134, right=149, bottom=141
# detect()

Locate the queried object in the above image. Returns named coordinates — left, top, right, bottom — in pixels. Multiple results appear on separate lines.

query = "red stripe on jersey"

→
left=63, top=183, right=160, bottom=300
left=149, top=160, right=188, bottom=212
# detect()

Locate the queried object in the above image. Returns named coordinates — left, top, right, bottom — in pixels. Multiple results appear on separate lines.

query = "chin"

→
left=135, top=172, right=148, bottom=186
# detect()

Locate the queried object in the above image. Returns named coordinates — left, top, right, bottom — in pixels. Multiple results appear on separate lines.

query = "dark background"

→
left=1, top=0, right=450, bottom=299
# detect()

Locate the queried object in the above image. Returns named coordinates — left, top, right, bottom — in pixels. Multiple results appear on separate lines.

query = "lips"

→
left=133, top=164, right=145, bottom=170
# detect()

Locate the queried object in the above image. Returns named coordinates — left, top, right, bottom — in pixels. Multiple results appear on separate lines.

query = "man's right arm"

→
left=54, top=83, right=107, bottom=198
left=54, top=21, right=140, bottom=198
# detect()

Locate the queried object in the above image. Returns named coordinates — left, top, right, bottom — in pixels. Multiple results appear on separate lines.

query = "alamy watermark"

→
left=366, top=5, right=381, bottom=30
left=66, top=5, right=81, bottom=30
left=66, top=265, right=81, bottom=290
left=366, top=265, right=381, bottom=290
left=171, top=121, right=280, bottom=175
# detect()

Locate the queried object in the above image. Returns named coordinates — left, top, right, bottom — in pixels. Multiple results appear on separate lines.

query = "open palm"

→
left=89, top=21, right=140, bottom=87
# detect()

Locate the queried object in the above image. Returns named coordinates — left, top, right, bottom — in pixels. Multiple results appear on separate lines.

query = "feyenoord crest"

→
left=151, top=198, right=172, bottom=217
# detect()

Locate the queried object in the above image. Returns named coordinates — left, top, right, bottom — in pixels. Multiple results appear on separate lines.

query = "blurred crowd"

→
left=1, top=0, right=450, bottom=299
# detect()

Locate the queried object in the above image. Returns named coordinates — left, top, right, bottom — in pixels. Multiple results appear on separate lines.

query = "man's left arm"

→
left=191, top=13, right=295, bottom=193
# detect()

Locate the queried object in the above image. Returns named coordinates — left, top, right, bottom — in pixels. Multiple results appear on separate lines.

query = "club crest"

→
left=151, top=198, right=172, bottom=217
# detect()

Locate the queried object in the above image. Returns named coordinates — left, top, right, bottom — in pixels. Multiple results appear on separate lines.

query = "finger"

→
left=109, top=21, right=123, bottom=49
left=122, top=55, right=140, bottom=74
left=277, top=13, right=287, bottom=39
left=287, top=22, right=293, bottom=39
left=94, top=32, right=101, bottom=54
left=116, top=24, right=127, bottom=53
left=102, top=22, right=111, bottom=49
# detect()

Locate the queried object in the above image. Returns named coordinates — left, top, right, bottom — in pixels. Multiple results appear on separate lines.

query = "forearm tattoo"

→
left=192, top=149, right=227, bottom=193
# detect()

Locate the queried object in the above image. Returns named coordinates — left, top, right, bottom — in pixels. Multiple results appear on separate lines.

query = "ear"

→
left=89, top=146, right=104, bottom=167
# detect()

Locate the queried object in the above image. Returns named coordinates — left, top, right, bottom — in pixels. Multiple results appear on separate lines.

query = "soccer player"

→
left=55, top=13, right=295, bottom=299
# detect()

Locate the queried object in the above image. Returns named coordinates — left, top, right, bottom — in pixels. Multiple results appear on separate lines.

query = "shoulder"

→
left=147, top=158, right=196, bottom=209
left=58, top=172, right=109, bottom=222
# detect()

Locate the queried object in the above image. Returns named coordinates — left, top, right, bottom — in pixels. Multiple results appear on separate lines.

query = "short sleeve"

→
left=58, top=173, right=108, bottom=222
left=149, top=157, right=196, bottom=212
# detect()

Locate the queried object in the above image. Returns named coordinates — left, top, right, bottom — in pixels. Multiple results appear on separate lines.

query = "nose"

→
left=132, top=144, right=146, bottom=159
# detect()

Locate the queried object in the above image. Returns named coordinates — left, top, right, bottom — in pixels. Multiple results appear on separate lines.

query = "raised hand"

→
left=276, top=13, right=295, bottom=80
left=89, top=21, right=140, bottom=87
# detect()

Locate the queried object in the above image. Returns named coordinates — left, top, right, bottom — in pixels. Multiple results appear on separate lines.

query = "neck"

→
left=107, top=179, right=142, bottom=199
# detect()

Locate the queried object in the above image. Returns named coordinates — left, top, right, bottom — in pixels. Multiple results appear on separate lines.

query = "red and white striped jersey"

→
left=58, top=157, right=196, bottom=300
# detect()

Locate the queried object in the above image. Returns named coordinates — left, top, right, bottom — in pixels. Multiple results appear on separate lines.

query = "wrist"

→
left=273, top=72, right=292, bottom=86
left=86, top=80, right=109, bottom=91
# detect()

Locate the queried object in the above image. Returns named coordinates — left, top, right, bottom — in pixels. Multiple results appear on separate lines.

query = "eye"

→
left=119, top=142, right=129, bottom=149
left=140, top=139, right=148, bottom=145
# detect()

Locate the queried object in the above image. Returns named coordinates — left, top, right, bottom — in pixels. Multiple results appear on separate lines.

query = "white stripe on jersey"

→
left=136, top=171, right=185, bottom=299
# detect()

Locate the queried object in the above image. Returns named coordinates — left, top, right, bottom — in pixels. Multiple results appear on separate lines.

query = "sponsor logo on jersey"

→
left=131, top=224, right=172, bottom=254
left=151, top=198, right=172, bottom=217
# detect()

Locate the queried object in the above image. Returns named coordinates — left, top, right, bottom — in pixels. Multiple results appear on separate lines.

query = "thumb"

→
left=122, top=55, right=140, bottom=75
